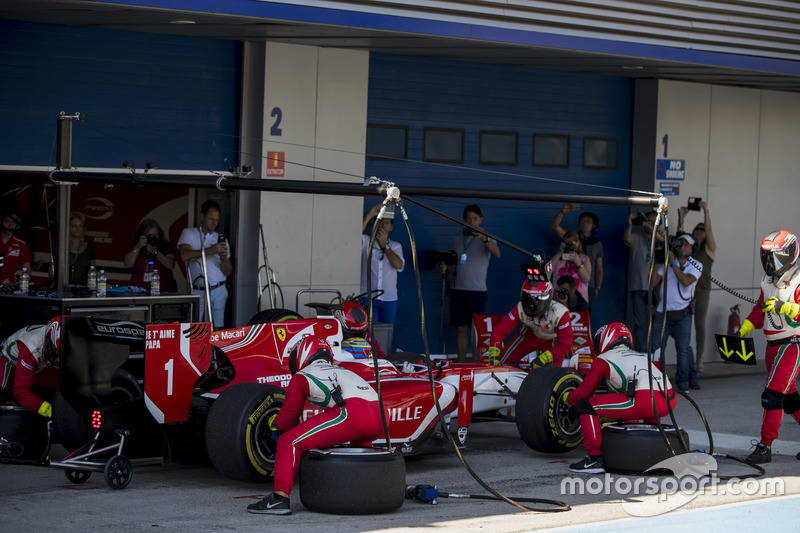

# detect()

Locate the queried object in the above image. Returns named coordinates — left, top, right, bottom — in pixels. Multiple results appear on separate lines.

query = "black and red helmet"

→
left=334, top=301, right=368, bottom=334
left=288, top=335, right=334, bottom=374
left=593, top=322, right=633, bottom=355
left=520, top=280, right=552, bottom=319
left=761, top=230, right=798, bottom=277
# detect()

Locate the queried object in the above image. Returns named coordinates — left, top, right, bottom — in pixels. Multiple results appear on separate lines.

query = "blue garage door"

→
left=0, top=20, right=240, bottom=170
left=365, top=53, right=634, bottom=354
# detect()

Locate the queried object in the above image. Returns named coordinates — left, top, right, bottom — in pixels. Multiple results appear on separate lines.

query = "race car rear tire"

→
left=205, top=383, right=284, bottom=483
left=299, top=447, right=405, bottom=514
left=602, top=423, right=690, bottom=474
left=0, top=410, right=49, bottom=460
left=515, top=367, right=583, bottom=454
left=247, top=308, right=302, bottom=326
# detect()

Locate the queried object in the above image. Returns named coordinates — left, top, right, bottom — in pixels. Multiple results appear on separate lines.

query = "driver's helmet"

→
left=334, top=301, right=368, bottom=336
left=288, top=335, right=334, bottom=374
left=760, top=230, right=798, bottom=277
left=593, top=322, right=633, bottom=355
left=43, top=316, right=63, bottom=367
left=341, top=337, right=372, bottom=359
left=520, top=280, right=552, bottom=319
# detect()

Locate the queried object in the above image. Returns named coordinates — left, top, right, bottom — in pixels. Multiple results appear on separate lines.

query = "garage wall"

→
left=258, top=43, right=367, bottom=313
left=647, top=80, right=800, bottom=364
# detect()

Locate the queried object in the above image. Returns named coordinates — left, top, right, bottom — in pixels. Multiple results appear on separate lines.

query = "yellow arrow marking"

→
left=736, top=339, right=754, bottom=361
left=719, top=337, right=735, bottom=359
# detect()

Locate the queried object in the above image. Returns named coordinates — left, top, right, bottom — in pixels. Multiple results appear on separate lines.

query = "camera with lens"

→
left=668, top=235, right=684, bottom=255
left=555, top=287, right=570, bottom=303
left=147, top=234, right=159, bottom=247
left=463, top=227, right=476, bottom=236
left=563, top=241, right=576, bottom=253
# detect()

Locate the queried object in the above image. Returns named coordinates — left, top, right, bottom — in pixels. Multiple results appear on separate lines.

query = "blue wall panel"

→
left=365, top=53, right=635, bottom=355
left=0, top=21, right=240, bottom=170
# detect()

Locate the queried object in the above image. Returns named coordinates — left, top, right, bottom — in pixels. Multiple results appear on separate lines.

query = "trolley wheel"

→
left=65, top=469, right=92, bottom=484
left=104, top=455, right=132, bottom=490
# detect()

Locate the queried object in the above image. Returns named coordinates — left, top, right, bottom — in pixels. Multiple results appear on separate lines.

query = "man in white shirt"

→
left=178, top=200, right=233, bottom=328
left=360, top=203, right=404, bottom=324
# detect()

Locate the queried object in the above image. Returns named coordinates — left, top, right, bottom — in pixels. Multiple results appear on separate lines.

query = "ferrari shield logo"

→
left=277, top=328, right=286, bottom=342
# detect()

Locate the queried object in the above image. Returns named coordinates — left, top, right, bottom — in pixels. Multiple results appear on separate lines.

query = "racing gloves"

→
left=763, top=296, right=800, bottom=319
left=738, top=319, right=755, bottom=337
left=488, top=346, right=501, bottom=366
left=37, top=401, right=52, bottom=418
left=561, top=391, right=570, bottom=405
left=531, top=350, right=553, bottom=369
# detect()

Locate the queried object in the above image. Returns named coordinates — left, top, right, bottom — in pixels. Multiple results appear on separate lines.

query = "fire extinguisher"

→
left=727, top=304, right=741, bottom=336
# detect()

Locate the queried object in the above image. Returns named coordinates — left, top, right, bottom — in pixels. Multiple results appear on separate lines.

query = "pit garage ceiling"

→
left=2, top=0, right=800, bottom=93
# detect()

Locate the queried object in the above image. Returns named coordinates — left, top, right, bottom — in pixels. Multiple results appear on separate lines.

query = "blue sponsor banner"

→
left=656, top=159, right=686, bottom=180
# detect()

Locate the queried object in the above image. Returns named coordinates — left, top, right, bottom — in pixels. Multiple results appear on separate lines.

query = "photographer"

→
left=554, top=275, right=589, bottom=312
left=550, top=231, right=591, bottom=308
left=623, top=210, right=663, bottom=352
left=650, top=233, right=702, bottom=393
left=439, top=204, right=500, bottom=362
left=124, top=218, right=177, bottom=293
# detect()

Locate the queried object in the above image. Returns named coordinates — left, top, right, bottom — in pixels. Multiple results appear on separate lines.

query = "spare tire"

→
left=247, top=309, right=302, bottom=326
left=300, top=447, right=405, bottom=514
left=515, top=367, right=583, bottom=453
left=205, top=383, right=284, bottom=483
left=602, top=423, right=690, bottom=474
left=0, top=410, right=49, bottom=460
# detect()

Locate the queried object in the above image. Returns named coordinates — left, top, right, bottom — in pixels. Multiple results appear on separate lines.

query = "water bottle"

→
left=98, top=269, right=107, bottom=298
left=151, top=265, right=161, bottom=296
left=19, top=267, right=29, bottom=295
left=88, top=265, right=97, bottom=292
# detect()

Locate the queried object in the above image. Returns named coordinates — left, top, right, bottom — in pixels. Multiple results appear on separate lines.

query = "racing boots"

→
left=746, top=441, right=771, bottom=464
left=569, top=455, right=605, bottom=474
left=247, top=493, right=291, bottom=515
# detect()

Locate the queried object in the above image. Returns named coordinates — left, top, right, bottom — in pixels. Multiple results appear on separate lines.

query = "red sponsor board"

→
left=472, top=313, right=502, bottom=360
left=569, top=310, right=595, bottom=372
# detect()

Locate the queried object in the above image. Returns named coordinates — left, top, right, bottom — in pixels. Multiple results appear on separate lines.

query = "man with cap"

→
left=650, top=233, right=702, bottom=392
left=360, top=203, right=405, bottom=324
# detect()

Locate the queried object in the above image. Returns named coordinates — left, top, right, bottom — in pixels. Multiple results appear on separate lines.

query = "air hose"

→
left=364, top=181, right=569, bottom=513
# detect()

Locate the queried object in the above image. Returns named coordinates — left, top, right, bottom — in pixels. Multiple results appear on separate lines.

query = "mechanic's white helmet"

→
left=593, top=322, right=633, bottom=355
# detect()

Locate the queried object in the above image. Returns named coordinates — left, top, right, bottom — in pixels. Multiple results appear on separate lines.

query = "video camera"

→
left=423, top=250, right=458, bottom=266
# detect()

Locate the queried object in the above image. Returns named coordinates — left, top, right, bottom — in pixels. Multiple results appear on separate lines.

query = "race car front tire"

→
left=205, top=383, right=284, bottom=483
left=515, top=366, right=583, bottom=454
left=299, top=447, right=405, bottom=514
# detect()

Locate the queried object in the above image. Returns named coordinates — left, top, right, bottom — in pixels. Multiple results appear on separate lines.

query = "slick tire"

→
left=205, top=383, right=284, bottom=483
left=0, top=410, right=49, bottom=460
left=602, top=423, right=691, bottom=474
left=247, top=309, right=302, bottom=326
left=299, top=447, right=405, bottom=514
left=515, top=366, right=583, bottom=454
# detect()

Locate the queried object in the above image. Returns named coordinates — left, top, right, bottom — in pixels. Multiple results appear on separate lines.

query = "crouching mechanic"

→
left=247, top=335, right=384, bottom=515
left=487, top=279, right=572, bottom=367
left=563, top=322, right=676, bottom=473
left=0, top=317, right=62, bottom=417
left=739, top=230, right=800, bottom=464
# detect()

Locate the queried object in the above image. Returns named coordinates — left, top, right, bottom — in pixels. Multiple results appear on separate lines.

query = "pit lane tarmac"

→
left=3, top=367, right=800, bottom=533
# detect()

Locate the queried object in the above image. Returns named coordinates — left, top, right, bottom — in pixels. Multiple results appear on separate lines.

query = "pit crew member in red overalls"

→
left=335, top=301, right=386, bottom=359
left=563, top=322, right=676, bottom=473
left=247, top=335, right=384, bottom=515
left=0, top=317, right=62, bottom=417
left=487, top=279, right=572, bottom=367
left=739, top=230, right=800, bottom=464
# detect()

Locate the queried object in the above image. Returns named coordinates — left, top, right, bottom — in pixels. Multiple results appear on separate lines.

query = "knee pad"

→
left=574, top=397, right=597, bottom=417
left=761, top=388, right=785, bottom=411
left=784, top=391, right=800, bottom=414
